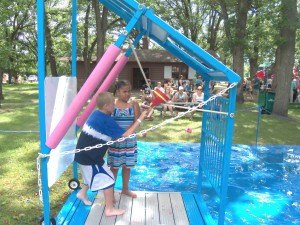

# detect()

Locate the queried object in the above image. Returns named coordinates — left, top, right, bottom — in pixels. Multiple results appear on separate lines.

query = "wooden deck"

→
left=85, top=191, right=190, bottom=225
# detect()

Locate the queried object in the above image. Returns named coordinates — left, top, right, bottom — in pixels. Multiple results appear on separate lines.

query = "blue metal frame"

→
left=37, top=0, right=241, bottom=224
left=115, top=8, right=146, bottom=47
left=71, top=0, right=79, bottom=183
left=37, top=0, right=79, bottom=224
left=37, top=1, right=51, bottom=224
left=71, top=0, right=77, bottom=78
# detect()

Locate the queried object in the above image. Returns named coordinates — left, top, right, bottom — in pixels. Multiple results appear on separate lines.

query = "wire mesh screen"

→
left=202, top=96, right=229, bottom=195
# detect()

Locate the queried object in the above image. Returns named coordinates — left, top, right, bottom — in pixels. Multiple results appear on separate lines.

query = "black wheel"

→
left=39, top=217, right=56, bottom=225
left=68, top=178, right=80, bottom=190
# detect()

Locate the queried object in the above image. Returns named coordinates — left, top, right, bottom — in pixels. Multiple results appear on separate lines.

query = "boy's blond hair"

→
left=96, top=92, right=114, bottom=109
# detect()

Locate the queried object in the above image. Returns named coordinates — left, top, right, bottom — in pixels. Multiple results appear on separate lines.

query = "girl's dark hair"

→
left=114, top=80, right=130, bottom=96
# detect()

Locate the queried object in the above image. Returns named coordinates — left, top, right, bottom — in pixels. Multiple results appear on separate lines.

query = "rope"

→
left=163, top=103, right=228, bottom=115
left=0, top=102, right=38, bottom=106
left=129, top=42, right=151, bottom=89
left=0, top=130, right=39, bottom=133
left=236, top=105, right=260, bottom=112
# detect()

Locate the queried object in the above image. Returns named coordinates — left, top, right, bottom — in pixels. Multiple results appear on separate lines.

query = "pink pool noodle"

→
left=77, top=54, right=129, bottom=127
left=46, top=45, right=121, bottom=149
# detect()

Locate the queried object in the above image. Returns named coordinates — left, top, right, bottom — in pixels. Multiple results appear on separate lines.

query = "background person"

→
left=172, top=86, right=189, bottom=115
left=140, top=88, right=154, bottom=120
left=162, top=86, right=174, bottom=118
left=190, top=86, right=204, bottom=119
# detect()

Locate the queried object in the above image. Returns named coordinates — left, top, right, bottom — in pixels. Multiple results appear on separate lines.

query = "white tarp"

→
left=45, top=76, right=77, bottom=187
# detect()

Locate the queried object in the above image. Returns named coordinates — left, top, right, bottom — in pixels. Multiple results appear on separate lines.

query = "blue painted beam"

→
left=123, top=0, right=140, bottom=10
left=37, top=0, right=51, bottom=224
left=68, top=191, right=98, bottom=225
left=56, top=190, right=79, bottom=224
left=181, top=192, right=205, bottom=225
left=71, top=0, right=77, bottom=77
left=115, top=8, right=146, bottom=48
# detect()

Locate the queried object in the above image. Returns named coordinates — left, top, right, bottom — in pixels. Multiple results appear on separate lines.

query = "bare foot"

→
left=105, top=208, right=125, bottom=217
left=121, top=190, right=137, bottom=198
left=76, top=190, right=92, bottom=206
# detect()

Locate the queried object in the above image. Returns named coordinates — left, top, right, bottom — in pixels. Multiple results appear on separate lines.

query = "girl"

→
left=108, top=80, right=141, bottom=198
left=162, top=86, right=174, bottom=117
left=190, top=86, right=204, bottom=119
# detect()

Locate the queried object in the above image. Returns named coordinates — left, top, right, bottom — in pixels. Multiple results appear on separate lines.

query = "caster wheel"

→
left=68, top=178, right=80, bottom=190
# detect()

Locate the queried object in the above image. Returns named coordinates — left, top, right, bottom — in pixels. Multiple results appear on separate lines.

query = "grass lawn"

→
left=0, top=83, right=299, bottom=224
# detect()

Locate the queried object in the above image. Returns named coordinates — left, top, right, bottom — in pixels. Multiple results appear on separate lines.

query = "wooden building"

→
left=76, top=49, right=197, bottom=90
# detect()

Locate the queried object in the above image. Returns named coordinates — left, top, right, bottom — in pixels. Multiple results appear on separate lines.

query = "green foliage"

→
left=0, top=0, right=36, bottom=74
left=0, top=0, right=298, bottom=78
left=0, top=84, right=71, bottom=224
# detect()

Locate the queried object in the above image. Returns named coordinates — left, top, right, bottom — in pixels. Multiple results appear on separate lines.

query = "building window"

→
left=172, top=65, right=188, bottom=79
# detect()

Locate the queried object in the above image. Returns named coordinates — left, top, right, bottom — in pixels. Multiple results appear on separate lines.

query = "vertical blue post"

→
left=219, top=85, right=238, bottom=225
left=71, top=0, right=77, bottom=78
left=71, top=0, right=79, bottom=180
left=255, top=106, right=262, bottom=151
left=37, top=0, right=51, bottom=224
left=197, top=80, right=211, bottom=192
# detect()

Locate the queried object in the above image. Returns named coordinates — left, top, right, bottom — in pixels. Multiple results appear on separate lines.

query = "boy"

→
left=74, top=92, right=147, bottom=216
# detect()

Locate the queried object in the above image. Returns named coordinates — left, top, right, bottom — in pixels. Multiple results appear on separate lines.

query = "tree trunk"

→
left=272, top=0, right=297, bottom=116
left=93, top=0, right=101, bottom=59
left=83, top=3, right=91, bottom=76
left=271, top=48, right=280, bottom=91
left=93, top=1, right=108, bottom=59
left=207, top=10, right=221, bottom=52
left=99, top=7, right=108, bottom=57
left=219, top=0, right=251, bottom=103
left=249, top=2, right=260, bottom=78
left=45, top=12, right=58, bottom=76
left=233, top=0, right=252, bottom=103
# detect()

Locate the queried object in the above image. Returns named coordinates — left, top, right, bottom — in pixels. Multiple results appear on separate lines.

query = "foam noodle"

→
left=77, top=54, right=129, bottom=127
left=151, top=89, right=170, bottom=107
left=46, top=45, right=121, bottom=149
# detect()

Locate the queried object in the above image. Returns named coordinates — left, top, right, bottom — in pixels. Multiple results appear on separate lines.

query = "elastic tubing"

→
left=76, top=54, right=129, bottom=127
left=46, top=45, right=121, bottom=149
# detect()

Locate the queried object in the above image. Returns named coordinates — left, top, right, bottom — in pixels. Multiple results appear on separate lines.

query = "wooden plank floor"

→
left=85, top=191, right=190, bottom=225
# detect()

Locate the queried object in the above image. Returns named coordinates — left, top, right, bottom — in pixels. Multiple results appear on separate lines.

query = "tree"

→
left=272, top=0, right=298, bottom=116
left=79, top=0, right=122, bottom=76
left=45, top=11, right=58, bottom=76
left=0, top=0, right=36, bottom=83
left=218, top=0, right=252, bottom=103
left=92, top=0, right=108, bottom=59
